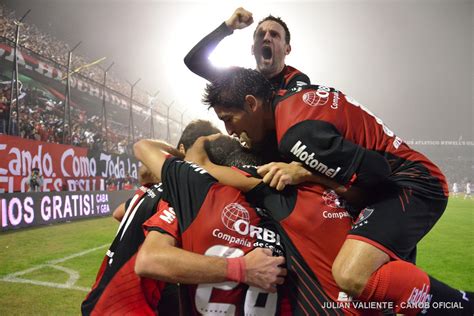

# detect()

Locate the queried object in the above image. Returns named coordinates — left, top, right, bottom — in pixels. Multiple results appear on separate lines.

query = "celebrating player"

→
left=184, top=7, right=310, bottom=90
left=133, top=135, right=355, bottom=315
left=81, top=120, right=221, bottom=315
left=202, top=68, right=473, bottom=315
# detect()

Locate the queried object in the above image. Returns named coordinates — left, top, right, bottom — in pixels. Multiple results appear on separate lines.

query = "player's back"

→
left=146, top=158, right=283, bottom=315
left=274, top=86, right=448, bottom=197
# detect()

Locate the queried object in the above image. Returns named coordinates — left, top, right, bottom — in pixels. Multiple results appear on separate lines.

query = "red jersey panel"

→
left=274, top=86, right=448, bottom=197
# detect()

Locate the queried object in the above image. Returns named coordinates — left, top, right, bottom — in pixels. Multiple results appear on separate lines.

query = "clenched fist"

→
left=225, top=7, right=254, bottom=30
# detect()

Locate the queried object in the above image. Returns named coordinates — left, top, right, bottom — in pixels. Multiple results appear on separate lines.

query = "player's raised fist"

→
left=225, top=7, right=254, bottom=30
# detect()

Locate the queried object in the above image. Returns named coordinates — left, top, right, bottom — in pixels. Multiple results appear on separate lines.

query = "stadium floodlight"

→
left=7, top=9, right=30, bottom=137
left=101, top=62, right=114, bottom=152
left=62, top=41, right=82, bottom=144
left=126, top=78, right=141, bottom=145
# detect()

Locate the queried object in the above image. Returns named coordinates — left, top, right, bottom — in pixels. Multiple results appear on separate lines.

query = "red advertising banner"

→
left=0, top=135, right=105, bottom=193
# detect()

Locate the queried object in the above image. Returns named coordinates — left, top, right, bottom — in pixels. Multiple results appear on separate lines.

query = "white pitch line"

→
left=47, top=244, right=109, bottom=264
left=0, top=244, right=109, bottom=292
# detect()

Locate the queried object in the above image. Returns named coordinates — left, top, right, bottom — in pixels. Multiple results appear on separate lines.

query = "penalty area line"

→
left=0, top=243, right=109, bottom=292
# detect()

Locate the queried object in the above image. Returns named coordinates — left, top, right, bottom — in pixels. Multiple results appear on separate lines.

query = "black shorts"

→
left=347, top=184, right=448, bottom=263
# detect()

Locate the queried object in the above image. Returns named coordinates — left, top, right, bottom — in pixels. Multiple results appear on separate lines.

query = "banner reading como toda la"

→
left=0, top=135, right=139, bottom=193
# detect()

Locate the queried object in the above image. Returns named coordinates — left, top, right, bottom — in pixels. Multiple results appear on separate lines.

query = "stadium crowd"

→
left=0, top=4, right=166, bottom=154
left=0, top=4, right=154, bottom=111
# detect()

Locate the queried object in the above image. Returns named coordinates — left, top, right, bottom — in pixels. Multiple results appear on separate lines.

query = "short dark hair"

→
left=205, top=136, right=262, bottom=167
left=177, top=119, right=220, bottom=151
left=254, top=15, right=291, bottom=44
left=202, top=67, right=274, bottom=110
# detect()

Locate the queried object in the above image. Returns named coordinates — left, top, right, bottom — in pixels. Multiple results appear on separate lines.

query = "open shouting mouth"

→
left=261, top=46, right=272, bottom=60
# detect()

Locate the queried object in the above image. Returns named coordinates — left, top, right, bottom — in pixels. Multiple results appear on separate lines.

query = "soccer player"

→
left=134, top=135, right=351, bottom=315
left=184, top=7, right=310, bottom=90
left=202, top=68, right=473, bottom=315
left=464, top=181, right=471, bottom=199
left=196, top=134, right=474, bottom=315
left=81, top=120, right=221, bottom=315
left=452, top=182, right=459, bottom=197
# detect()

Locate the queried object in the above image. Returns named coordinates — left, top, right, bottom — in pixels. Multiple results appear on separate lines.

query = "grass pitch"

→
left=0, top=197, right=472, bottom=315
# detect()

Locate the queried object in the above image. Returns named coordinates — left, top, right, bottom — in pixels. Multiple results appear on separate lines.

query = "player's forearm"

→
left=183, top=22, right=232, bottom=81
left=112, top=202, right=126, bottom=222
left=136, top=245, right=227, bottom=284
left=134, top=139, right=182, bottom=180
left=135, top=232, right=228, bottom=284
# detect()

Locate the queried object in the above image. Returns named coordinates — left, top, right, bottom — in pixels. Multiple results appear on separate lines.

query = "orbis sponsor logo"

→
left=322, top=189, right=345, bottom=208
left=215, top=203, right=280, bottom=246
left=233, top=219, right=280, bottom=244
left=290, top=140, right=341, bottom=178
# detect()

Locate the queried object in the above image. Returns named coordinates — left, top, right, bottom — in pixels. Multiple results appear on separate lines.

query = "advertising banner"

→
left=0, top=190, right=132, bottom=231
left=0, top=135, right=139, bottom=193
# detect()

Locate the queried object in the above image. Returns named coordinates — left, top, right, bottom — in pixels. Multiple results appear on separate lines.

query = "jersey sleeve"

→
left=183, top=22, right=233, bottom=81
left=280, top=120, right=390, bottom=188
left=276, top=88, right=391, bottom=188
left=124, top=197, right=132, bottom=211
left=143, top=200, right=181, bottom=242
left=161, top=157, right=217, bottom=233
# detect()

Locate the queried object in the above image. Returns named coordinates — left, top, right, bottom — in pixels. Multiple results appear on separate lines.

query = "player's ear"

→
left=285, top=44, right=291, bottom=55
left=178, top=143, right=186, bottom=154
left=251, top=44, right=255, bottom=56
left=244, top=94, right=259, bottom=112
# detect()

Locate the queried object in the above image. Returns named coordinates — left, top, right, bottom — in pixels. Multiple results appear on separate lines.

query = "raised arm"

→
left=184, top=7, right=254, bottom=81
left=133, top=139, right=183, bottom=182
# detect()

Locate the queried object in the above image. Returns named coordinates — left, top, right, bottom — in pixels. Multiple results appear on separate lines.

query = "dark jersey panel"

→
left=183, top=22, right=310, bottom=90
left=274, top=85, right=448, bottom=197
left=82, top=184, right=166, bottom=315
left=161, top=157, right=217, bottom=234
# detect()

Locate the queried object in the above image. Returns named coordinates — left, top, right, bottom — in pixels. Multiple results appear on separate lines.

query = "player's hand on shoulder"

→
left=257, top=161, right=312, bottom=191
left=225, top=7, right=254, bottom=31
left=243, top=248, right=286, bottom=293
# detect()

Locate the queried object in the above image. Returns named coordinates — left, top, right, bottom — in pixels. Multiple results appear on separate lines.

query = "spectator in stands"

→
left=27, top=167, right=43, bottom=192
left=0, top=87, right=9, bottom=134
left=122, top=173, right=134, bottom=190
left=106, top=175, right=117, bottom=191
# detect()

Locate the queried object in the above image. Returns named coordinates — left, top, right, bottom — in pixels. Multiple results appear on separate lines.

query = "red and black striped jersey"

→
left=144, top=157, right=287, bottom=315
left=145, top=157, right=344, bottom=315
left=274, top=85, right=448, bottom=198
left=82, top=184, right=167, bottom=316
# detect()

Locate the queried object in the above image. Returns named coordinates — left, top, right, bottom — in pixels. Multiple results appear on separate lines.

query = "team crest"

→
left=352, top=207, right=374, bottom=228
